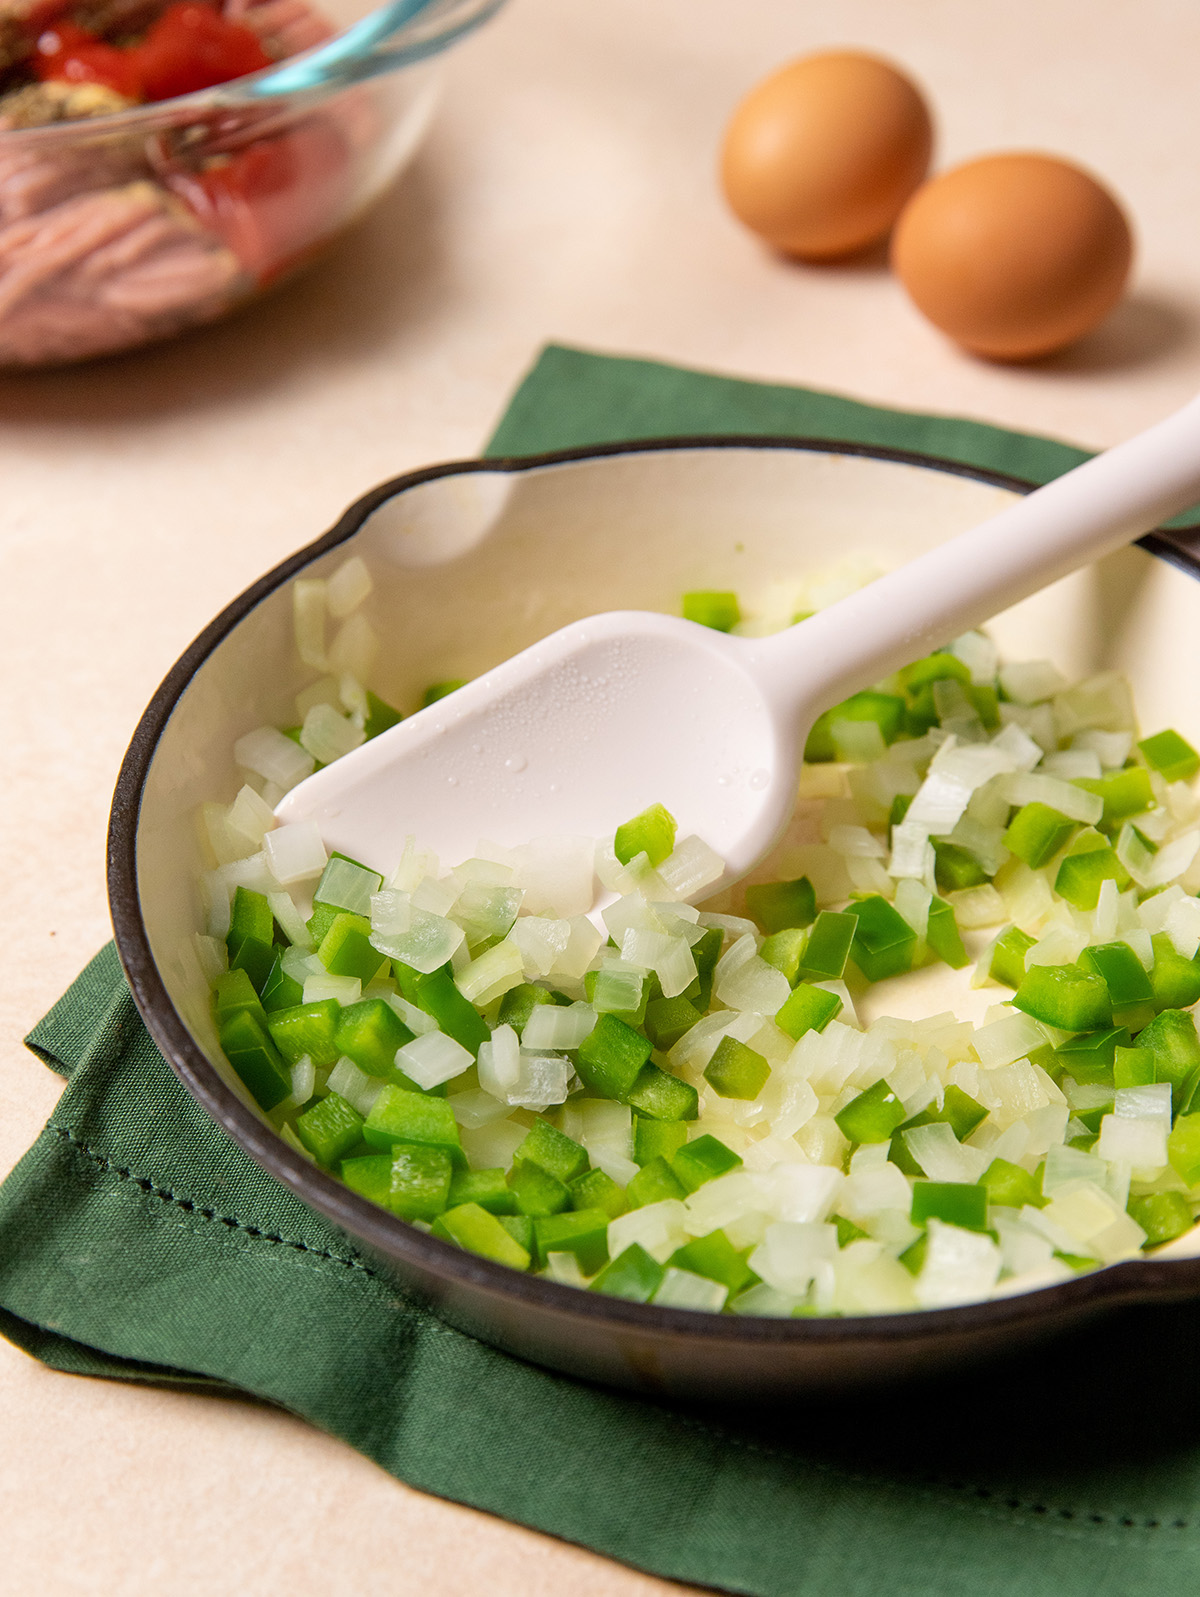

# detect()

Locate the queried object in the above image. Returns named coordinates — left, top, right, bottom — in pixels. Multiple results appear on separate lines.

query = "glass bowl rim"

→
left=0, top=0, right=503, bottom=145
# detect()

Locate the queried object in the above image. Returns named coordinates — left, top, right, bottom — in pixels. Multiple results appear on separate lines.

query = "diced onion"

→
left=656, top=834, right=725, bottom=900
left=328, top=613, right=379, bottom=681
left=326, top=1056, right=383, bottom=1117
left=293, top=578, right=327, bottom=670
left=234, top=726, right=315, bottom=791
left=396, top=1031, right=473, bottom=1090
left=651, top=1268, right=728, bottom=1312
left=608, top=1200, right=689, bottom=1264
left=508, top=915, right=571, bottom=977
left=522, top=1002, right=596, bottom=1051
left=303, top=971, right=361, bottom=1006
left=997, top=771, right=1103, bottom=824
left=264, top=821, right=327, bottom=885
left=300, top=703, right=365, bottom=766
left=448, top=1089, right=511, bottom=1129
left=326, top=555, right=373, bottom=619
left=371, top=908, right=464, bottom=975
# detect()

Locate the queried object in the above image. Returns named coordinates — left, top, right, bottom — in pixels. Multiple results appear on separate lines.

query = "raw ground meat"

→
left=0, top=178, right=242, bottom=360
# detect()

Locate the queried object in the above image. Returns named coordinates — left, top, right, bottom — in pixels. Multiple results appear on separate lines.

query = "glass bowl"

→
left=0, top=0, right=502, bottom=366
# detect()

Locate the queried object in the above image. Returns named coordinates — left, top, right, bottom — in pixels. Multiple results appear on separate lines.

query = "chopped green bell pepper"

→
left=683, top=926, right=724, bottom=1011
left=668, top=1230, right=758, bottom=1296
left=218, top=1007, right=291, bottom=1111
left=213, top=968, right=266, bottom=1029
left=388, top=1144, right=453, bottom=1221
left=926, top=897, right=969, bottom=969
left=990, top=925, right=1035, bottom=988
left=306, top=902, right=342, bottom=947
left=515, top=1119, right=589, bottom=1185
left=614, top=802, right=677, bottom=868
left=671, top=1134, right=742, bottom=1193
left=1012, top=962, right=1113, bottom=1031
left=575, top=1012, right=653, bottom=1100
left=432, top=1202, right=531, bottom=1269
left=845, top=894, right=919, bottom=981
left=393, top=961, right=489, bottom=1056
left=682, top=591, right=740, bottom=632
left=422, top=680, right=466, bottom=707
left=775, top=981, right=842, bottom=1041
left=267, top=1000, right=342, bottom=1067
left=899, top=652, right=971, bottom=692
left=316, top=912, right=387, bottom=984
left=1137, top=1008, right=1200, bottom=1101
left=569, top=1167, right=627, bottom=1219
left=447, top=1167, right=517, bottom=1215
left=933, top=842, right=990, bottom=893
left=626, top=1063, right=699, bottom=1121
left=363, top=1086, right=464, bottom=1164
left=804, top=690, right=906, bottom=762
left=1114, top=1045, right=1156, bottom=1088
left=643, top=994, right=703, bottom=1050
left=1002, top=802, right=1077, bottom=868
left=625, top=1156, right=686, bottom=1209
left=1074, top=767, right=1154, bottom=826
left=1127, top=1191, right=1192, bottom=1246
left=226, top=886, right=276, bottom=992
left=260, top=951, right=304, bottom=1014
left=1139, top=729, right=1200, bottom=784
left=798, top=910, right=857, bottom=981
left=1054, top=1026, right=1130, bottom=1085
left=1149, top=934, right=1200, bottom=1013
left=507, top=1159, right=571, bottom=1217
left=363, top=690, right=403, bottom=741
left=1168, top=1112, right=1200, bottom=1184
left=532, top=1207, right=611, bottom=1273
left=1054, top=830, right=1131, bottom=911
left=834, top=1215, right=870, bottom=1247
left=910, top=1180, right=989, bottom=1233
left=334, top=998, right=415, bottom=1076
left=591, top=1243, right=665, bottom=1302
left=633, top=1116, right=689, bottom=1167
left=1080, top=941, right=1154, bottom=1007
left=296, top=1091, right=364, bottom=1166
left=759, top=927, right=810, bottom=985
left=981, top=1157, right=1044, bottom=1209
left=835, top=1079, right=907, bottom=1144
left=744, top=876, right=817, bottom=934
left=498, top=982, right=556, bottom=1033
left=704, top=1035, right=770, bottom=1100
left=498, top=1214, right=535, bottom=1253
left=339, top=1153, right=392, bottom=1207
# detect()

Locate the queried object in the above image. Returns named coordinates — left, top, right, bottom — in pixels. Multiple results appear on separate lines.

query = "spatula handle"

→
left=746, top=391, right=1200, bottom=717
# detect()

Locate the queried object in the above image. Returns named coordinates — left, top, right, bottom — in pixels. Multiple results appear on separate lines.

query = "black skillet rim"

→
left=106, top=433, right=1200, bottom=1350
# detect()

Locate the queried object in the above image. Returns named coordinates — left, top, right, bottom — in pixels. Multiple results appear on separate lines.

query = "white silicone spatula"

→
left=276, top=395, right=1200, bottom=893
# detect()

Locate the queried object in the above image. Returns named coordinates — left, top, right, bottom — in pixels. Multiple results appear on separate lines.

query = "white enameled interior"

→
left=131, top=444, right=1200, bottom=1257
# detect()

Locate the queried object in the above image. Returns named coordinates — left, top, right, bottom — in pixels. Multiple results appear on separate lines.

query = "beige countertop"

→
left=5, top=0, right=1200, bottom=1589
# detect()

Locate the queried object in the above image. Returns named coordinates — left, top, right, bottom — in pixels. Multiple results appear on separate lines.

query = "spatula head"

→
left=274, top=610, right=796, bottom=891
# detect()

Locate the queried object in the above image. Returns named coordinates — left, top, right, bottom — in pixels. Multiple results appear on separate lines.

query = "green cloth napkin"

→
left=4, top=345, right=1200, bottom=1597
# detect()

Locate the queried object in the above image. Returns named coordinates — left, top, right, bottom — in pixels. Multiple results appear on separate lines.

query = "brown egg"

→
left=720, top=51, right=934, bottom=260
left=891, top=152, right=1134, bottom=360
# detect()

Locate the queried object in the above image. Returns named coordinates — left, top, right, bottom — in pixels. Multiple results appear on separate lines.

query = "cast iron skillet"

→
left=106, top=436, right=1200, bottom=1400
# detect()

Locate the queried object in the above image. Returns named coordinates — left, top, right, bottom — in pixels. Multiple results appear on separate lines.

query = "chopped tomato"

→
left=171, top=119, right=348, bottom=280
left=134, top=3, right=272, bottom=101
left=34, top=20, right=143, bottom=99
